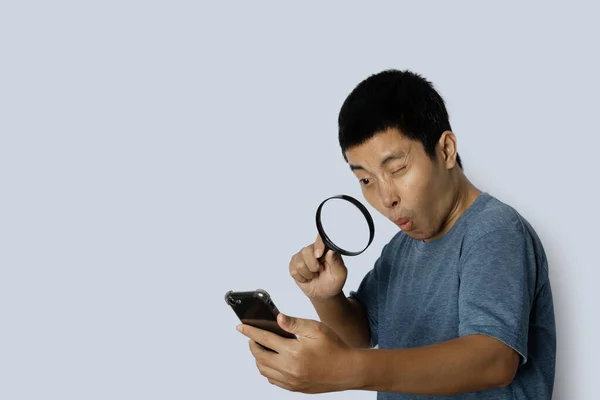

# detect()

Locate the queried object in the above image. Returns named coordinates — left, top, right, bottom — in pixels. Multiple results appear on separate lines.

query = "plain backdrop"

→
left=1, top=1, right=598, bottom=399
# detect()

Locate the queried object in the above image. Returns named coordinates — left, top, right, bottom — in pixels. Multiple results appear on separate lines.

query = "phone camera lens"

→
left=227, top=296, right=236, bottom=306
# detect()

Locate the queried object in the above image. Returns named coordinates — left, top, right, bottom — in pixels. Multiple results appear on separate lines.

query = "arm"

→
left=316, top=246, right=384, bottom=350
left=310, top=292, right=371, bottom=348
left=237, top=314, right=519, bottom=395
left=347, top=334, right=519, bottom=395
left=344, top=227, right=534, bottom=395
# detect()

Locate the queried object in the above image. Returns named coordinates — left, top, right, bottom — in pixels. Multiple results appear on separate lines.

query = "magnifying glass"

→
left=315, top=194, right=375, bottom=262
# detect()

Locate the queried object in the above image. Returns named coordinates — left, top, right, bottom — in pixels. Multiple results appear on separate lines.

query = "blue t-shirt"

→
left=350, top=192, right=556, bottom=399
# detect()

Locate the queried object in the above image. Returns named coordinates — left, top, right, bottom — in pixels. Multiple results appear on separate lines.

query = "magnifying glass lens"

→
left=319, top=198, right=371, bottom=253
left=316, top=194, right=375, bottom=258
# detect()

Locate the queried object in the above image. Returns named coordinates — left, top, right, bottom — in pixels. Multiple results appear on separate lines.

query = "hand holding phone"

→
left=225, top=289, right=296, bottom=351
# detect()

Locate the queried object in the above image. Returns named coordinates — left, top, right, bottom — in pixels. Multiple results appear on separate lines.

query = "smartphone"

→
left=225, top=289, right=296, bottom=350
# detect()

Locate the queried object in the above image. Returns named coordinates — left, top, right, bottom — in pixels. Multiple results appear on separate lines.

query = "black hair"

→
left=338, top=69, right=462, bottom=169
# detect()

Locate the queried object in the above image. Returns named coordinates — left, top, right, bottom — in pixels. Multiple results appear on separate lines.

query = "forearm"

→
left=348, top=335, right=515, bottom=395
left=310, top=292, right=371, bottom=348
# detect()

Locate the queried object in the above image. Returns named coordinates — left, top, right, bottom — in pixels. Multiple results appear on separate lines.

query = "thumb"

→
left=313, top=234, right=325, bottom=258
left=277, top=313, right=322, bottom=338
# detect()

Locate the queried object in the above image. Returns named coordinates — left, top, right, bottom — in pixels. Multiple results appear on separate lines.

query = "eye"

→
left=360, top=178, right=371, bottom=186
left=392, top=166, right=406, bottom=174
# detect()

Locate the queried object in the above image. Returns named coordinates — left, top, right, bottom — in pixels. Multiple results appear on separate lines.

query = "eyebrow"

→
left=349, top=152, right=406, bottom=172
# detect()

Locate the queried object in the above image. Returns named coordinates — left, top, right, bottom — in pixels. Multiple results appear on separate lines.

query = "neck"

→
left=425, top=173, right=481, bottom=242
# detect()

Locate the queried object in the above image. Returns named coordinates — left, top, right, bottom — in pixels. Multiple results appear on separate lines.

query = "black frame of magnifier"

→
left=315, top=194, right=375, bottom=257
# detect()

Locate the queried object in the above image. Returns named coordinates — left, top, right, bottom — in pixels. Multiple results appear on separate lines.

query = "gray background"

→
left=1, top=1, right=598, bottom=399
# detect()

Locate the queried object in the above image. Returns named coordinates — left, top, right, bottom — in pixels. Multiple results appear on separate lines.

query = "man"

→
left=236, top=69, right=556, bottom=399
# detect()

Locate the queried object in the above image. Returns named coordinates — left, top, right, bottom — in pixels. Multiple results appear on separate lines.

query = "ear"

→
left=438, top=130, right=458, bottom=169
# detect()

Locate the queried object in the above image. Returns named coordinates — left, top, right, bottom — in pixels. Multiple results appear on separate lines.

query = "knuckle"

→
left=296, top=261, right=308, bottom=272
left=289, top=363, right=302, bottom=378
left=299, top=269, right=313, bottom=279
left=256, top=361, right=266, bottom=375
left=290, top=320, right=300, bottom=332
left=289, top=255, right=298, bottom=271
left=295, top=257, right=305, bottom=266
left=288, top=347, right=300, bottom=359
left=290, top=270, right=305, bottom=282
left=314, top=322, right=325, bottom=334
left=258, top=332, right=268, bottom=345
left=301, top=245, right=313, bottom=258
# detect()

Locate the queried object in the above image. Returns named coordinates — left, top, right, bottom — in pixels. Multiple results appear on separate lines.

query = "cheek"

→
left=396, top=175, right=426, bottom=207
left=362, top=188, right=383, bottom=212
left=397, top=175, right=437, bottom=227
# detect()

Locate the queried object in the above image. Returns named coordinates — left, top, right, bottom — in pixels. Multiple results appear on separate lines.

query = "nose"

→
left=379, top=182, right=399, bottom=209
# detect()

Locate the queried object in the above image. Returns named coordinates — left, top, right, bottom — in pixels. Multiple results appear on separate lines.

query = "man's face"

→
left=344, top=128, right=456, bottom=241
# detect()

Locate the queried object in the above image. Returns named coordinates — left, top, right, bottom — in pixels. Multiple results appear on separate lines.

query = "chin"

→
left=402, top=227, right=433, bottom=241
left=401, top=229, right=423, bottom=240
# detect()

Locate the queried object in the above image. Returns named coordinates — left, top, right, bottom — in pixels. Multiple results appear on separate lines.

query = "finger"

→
left=249, top=340, right=288, bottom=380
left=237, top=324, right=285, bottom=352
left=255, top=360, right=286, bottom=382
left=314, top=234, right=325, bottom=258
left=249, top=339, right=278, bottom=366
left=289, top=254, right=315, bottom=281
left=290, top=268, right=308, bottom=283
left=296, top=265, right=315, bottom=281
left=268, top=378, right=295, bottom=391
left=249, top=341, right=300, bottom=392
left=301, top=246, right=321, bottom=274
left=277, top=313, right=324, bottom=339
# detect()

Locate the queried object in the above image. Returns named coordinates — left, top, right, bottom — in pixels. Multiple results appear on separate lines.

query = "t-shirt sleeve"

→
left=348, top=253, right=383, bottom=348
left=458, top=228, right=536, bottom=365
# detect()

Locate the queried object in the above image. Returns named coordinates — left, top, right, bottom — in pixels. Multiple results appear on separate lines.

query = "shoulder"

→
left=462, top=193, right=530, bottom=240
left=461, top=193, right=543, bottom=257
left=465, top=193, right=525, bottom=234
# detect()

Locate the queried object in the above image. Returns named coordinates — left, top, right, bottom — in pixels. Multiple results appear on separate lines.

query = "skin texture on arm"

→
left=310, top=293, right=371, bottom=348
left=237, top=315, right=520, bottom=395
left=350, top=333, right=520, bottom=395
